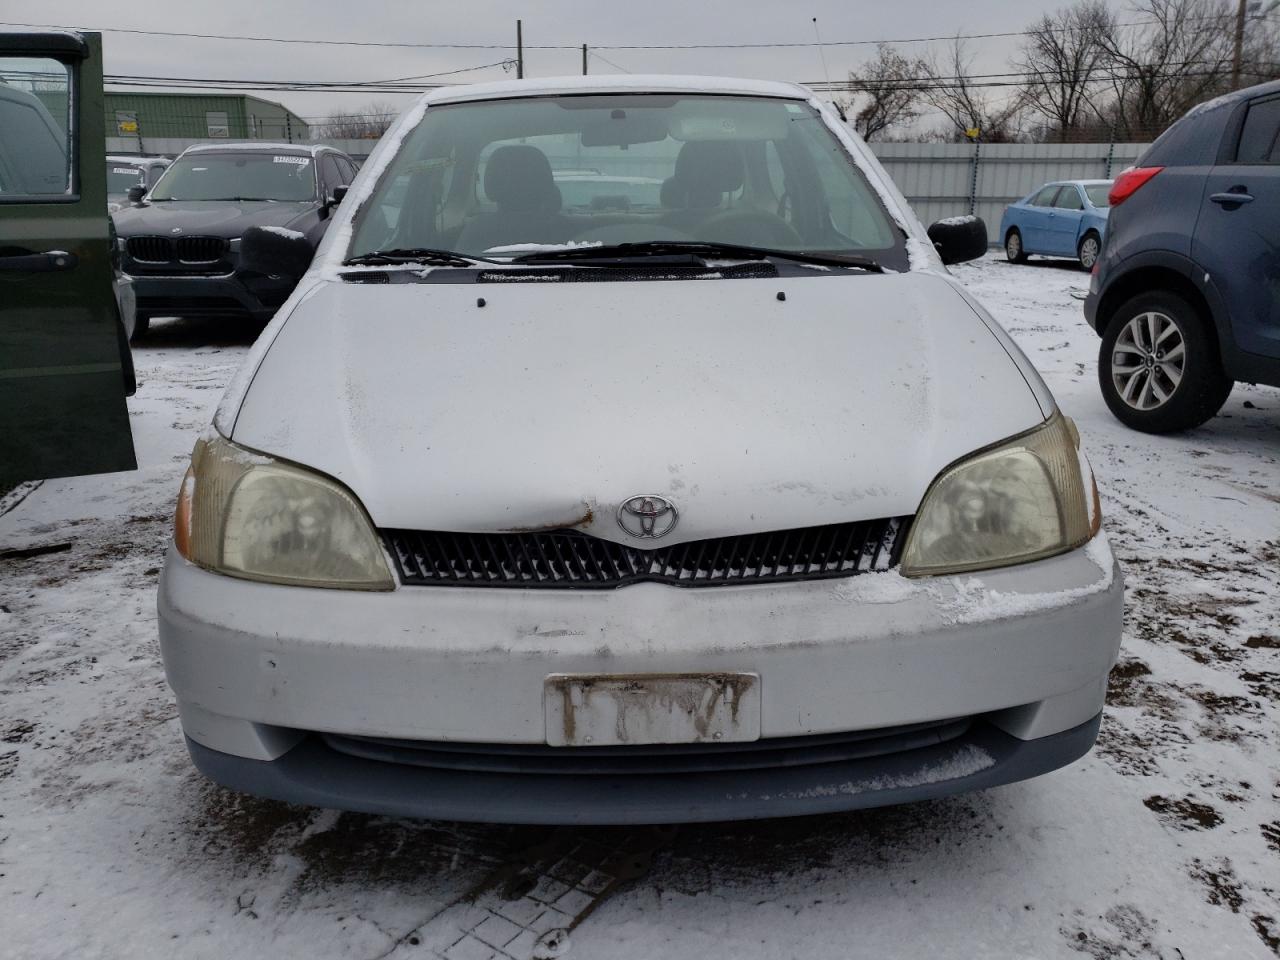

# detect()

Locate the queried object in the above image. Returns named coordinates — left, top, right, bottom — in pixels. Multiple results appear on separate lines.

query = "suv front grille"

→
left=384, top=518, right=909, bottom=589
left=126, top=235, right=228, bottom=264
left=176, top=236, right=228, bottom=262
left=126, top=236, right=172, bottom=262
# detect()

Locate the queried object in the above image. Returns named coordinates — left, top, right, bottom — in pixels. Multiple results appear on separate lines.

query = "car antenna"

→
left=812, top=17, right=846, bottom=122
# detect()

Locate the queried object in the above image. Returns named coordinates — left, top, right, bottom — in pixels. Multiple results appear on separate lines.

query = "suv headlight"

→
left=900, top=412, right=1099, bottom=578
left=173, top=434, right=393, bottom=590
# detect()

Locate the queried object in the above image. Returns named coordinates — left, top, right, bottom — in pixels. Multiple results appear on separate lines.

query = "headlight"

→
left=899, top=412, right=1098, bottom=578
left=174, top=434, right=393, bottom=590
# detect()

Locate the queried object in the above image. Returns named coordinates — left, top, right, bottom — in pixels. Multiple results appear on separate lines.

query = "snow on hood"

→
left=226, top=271, right=1047, bottom=541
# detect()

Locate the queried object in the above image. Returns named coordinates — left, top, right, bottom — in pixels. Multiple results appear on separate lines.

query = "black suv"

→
left=1084, top=80, right=1280, bottom=433
left=111, top=142, right=356, bottom=339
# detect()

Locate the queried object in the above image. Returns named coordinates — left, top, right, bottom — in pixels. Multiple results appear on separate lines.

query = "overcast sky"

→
left=4, top=0, right=1136, bottom=126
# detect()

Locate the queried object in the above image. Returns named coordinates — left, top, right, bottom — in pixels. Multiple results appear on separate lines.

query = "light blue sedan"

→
left=999, top=180, right=1112, bottom=270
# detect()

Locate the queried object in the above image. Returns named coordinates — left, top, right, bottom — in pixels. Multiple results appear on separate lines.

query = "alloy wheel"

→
left=1111, top=311, right=1186, bottom=410
left=1006, top=233, right=1021, bottom=260
left=1079, top=236, right=1099, bottom=269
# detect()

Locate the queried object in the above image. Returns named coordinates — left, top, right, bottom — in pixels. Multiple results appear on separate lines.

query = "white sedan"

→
left=158, top=75, right=1122, bottom=824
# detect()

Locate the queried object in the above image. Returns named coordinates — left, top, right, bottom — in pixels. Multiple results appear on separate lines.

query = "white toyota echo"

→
left=158, top=75, right=1123, bottom=824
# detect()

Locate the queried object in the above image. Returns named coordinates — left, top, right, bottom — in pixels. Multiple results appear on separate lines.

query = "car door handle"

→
left=1210, top=191, right=1254, bottom=206
left=0, top=250, right=79, bottom=272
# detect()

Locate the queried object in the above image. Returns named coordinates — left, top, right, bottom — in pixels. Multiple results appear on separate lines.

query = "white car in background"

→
left=159, top=75, right=1122, bottom=824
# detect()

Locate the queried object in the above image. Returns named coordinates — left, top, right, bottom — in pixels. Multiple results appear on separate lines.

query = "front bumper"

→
left=184, top=712, right=1102, bottom=824
left=127, top=272, right=294, bottom=321
left=159, top=536, right=1122, bottom=822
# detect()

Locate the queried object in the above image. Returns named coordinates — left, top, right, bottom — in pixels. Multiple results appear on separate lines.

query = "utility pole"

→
left=582, top=44, right=588, bottom=75
left=1232, top=0, right=1247, bottom=90
left=516, top=20, right=524, bottom=79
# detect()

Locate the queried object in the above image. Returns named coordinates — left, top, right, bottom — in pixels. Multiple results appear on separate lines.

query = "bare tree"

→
left=839, top=44, right=930, bottom=141
left=923, top=37, right=1027, bottom=141
left=1239, top=8, right=1280, bottom=87
left=1016, top=1, right=1117, bottom=140
left=1101, top=0, right=1236, bottom=139
left=315, top=99, right=400, bottom=139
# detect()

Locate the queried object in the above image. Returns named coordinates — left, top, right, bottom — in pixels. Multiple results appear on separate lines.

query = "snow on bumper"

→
left=158, top=534, right=1123, bottom=759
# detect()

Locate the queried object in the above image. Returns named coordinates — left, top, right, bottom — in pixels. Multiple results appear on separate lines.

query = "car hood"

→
left=111, top=200, right=313, bottom=239
left=228, top=272, right=1050, bottom=543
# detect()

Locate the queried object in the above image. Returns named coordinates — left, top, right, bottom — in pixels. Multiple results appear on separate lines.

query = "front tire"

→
left=1098, top=292, right=1233, bottom=433
left=128, top=313, right=151, bottom=343
left=1078, top=231, right=1101, bottom=271
left=1005, top=229, right=1027, bottom=263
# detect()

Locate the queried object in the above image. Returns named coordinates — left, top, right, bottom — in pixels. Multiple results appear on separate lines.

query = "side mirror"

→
left=127, top=184, right=147, bottom=203
left=927, top=215, right=988, bottom=265
left=237, top=225, right=315, bottom=280
left=321, top=184, right=349, bottom=219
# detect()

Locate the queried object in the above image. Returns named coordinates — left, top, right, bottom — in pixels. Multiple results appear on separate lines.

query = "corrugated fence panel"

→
left=870, top=142, right=1151, bottom=241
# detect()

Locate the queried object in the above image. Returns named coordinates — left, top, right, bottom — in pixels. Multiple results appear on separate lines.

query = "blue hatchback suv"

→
left=1085, top=80, right=1280, bottom=433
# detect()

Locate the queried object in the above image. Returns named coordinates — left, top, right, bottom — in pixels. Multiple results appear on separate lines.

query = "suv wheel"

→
left=129, top=313, right=151, bottom=343
left=1098, top=292, right=1233, bottom=433
left=1005, top=229, right=1027, bottom=263
left=1077, top=231, right=1100, bottom=271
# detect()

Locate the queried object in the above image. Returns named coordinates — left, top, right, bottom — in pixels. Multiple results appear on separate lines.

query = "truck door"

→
left=0, top=32, right=136, bottom=484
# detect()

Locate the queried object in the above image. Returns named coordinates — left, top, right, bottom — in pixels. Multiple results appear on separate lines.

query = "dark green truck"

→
left=1, top=31, right=136, bottom=486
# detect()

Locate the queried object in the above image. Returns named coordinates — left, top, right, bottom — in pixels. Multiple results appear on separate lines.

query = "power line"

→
left=586, top=51, right=632, bottom=74
left=101, top=58, right=515, bottom=94
left=0, top=19, right=576, bottom=50
left=0, top=15, right=1247, bottom=53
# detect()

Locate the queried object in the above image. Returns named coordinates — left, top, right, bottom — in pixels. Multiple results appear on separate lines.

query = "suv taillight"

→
left=1109, top=166, right=1163, bottom=206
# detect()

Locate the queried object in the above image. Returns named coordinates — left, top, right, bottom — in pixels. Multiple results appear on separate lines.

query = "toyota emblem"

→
left=616, top=495, right=679, bottom=539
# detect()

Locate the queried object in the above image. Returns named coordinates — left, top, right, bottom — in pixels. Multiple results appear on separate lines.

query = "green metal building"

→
left=103, top=92, right=309, bottom=143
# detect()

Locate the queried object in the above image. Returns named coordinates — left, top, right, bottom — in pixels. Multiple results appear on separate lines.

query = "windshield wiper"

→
left=510, top=240, right=883, bottom=273
left=343, top=247, right=486, bottom=268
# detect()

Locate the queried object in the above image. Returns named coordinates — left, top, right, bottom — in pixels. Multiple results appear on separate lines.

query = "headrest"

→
left=483, top=145, right=561, bottom=213
left=664, top=141, right=745, bottom=209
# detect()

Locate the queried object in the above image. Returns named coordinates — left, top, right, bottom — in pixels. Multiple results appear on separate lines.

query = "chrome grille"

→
left=126, top=235, right=228, bottom=264
left=384, top=518, right=909, bottom=589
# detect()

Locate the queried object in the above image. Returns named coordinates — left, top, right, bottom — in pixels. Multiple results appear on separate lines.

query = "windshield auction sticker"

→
left=273, top=156, right=311, bottom=165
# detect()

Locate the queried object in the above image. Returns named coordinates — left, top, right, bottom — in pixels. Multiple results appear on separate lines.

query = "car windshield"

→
left=148, top=151, right=316, bottom=201
left=1085, top=184, right=1112, bottom=207
left=107, top=164, right=145, bottom=193
left=348, top=94, right=907, bottom=269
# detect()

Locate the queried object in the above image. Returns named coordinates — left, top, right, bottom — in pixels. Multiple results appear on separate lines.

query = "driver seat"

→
left=660, top=141, right=745, bottom=229
left=456, top=145, right=573, bottom=253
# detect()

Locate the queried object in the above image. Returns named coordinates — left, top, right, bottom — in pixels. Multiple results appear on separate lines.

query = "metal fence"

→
left=868, top=141, right=1152, bottom=235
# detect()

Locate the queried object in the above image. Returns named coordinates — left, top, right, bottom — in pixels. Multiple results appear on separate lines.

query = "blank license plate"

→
left=544, top=673, right=761, bottom=747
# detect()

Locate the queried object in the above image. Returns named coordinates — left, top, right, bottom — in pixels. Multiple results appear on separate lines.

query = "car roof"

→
left=423, top=74, right=812, bottom=106
left=106, top=155, right=170, bottom=165
left=180, top=142, right=337, bottom=157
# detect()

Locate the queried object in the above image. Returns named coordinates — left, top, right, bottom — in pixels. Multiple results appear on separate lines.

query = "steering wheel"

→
left=698, top=208, right=803, bottom=248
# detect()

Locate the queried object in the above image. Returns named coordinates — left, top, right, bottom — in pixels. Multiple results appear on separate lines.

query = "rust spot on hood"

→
left=501, top=504, right=595, bottom=533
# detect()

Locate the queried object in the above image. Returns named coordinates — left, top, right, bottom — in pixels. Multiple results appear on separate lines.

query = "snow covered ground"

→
left=1, top=255, right=1276, bottom=959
